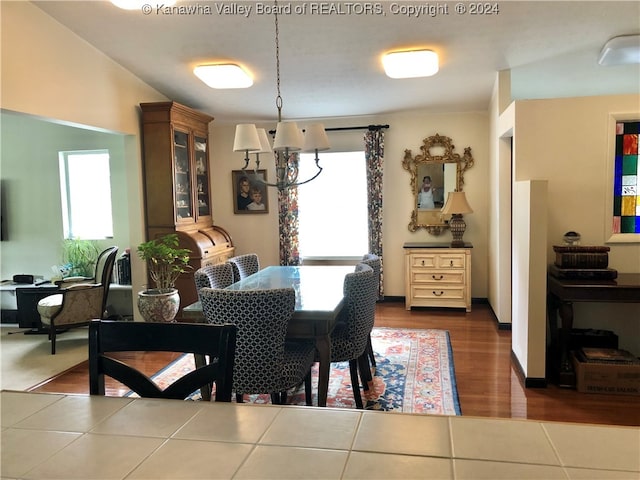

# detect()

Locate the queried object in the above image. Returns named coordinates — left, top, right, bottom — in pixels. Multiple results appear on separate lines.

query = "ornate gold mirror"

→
left=402, top=133, right=474, bottom=235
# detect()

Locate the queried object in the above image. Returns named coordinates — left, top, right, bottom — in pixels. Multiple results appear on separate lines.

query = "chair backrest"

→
left=338, top=263, right=378, bottom=357
left=361, top=253, right=382, bottom=300
left=227, top=253, right=260, bottom=281
left=95, top=246, right=118, bottom=313
left=194, top=263, right=234, bottom=296
left=89, top=320, right=236, bottom=401
left=199, top=287, right=295, bottom=395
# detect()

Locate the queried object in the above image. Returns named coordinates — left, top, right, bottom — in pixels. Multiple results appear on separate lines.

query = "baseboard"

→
left=511, top=350, right=548, bottom=388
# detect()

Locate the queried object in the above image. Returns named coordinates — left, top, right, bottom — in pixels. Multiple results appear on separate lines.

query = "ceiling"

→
left=34, top=1, right=640, bottom=125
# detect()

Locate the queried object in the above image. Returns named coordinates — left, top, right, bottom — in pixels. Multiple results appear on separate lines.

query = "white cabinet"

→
left=404, top=243, right=472, bottom=312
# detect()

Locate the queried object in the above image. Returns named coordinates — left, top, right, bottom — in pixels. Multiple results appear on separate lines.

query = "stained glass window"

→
left=612, top=121, right=640, bottom=234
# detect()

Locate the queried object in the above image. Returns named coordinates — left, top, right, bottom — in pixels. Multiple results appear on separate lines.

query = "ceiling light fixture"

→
left=598, top=34, right=640, bottom=66
left=111, top=0, right=175, bottom=9
left=232, top=0, right=329, bottom=191
left=194, top=64, right=253, bottom=89
left=383, top=49, right=439, bottom=79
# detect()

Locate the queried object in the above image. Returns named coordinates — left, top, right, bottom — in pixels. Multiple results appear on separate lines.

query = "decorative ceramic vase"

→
left=137, top=288, right=180, bottom=322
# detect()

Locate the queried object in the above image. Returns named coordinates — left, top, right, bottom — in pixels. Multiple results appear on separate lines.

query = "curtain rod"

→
left=268, top=124, right=389, bottom=135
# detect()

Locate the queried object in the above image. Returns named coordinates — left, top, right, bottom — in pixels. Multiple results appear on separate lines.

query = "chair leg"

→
left=367, top=335, right=376, bottom=370
left=348, top=359, right=364, bottom=409
left=50, top=327, right=57, bottom=355
left=270, top=392, right=281, bottom=405
left=304, top=371, right=312, bottom=406
left=358, top=354, right=372, bottom=391
left=236, top=393, right=244, bottom=403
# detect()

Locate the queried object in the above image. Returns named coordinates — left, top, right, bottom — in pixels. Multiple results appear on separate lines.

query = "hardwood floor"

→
left=31, top=302, right=640, bottom=427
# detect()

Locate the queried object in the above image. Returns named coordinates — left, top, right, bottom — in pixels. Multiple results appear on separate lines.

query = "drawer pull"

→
left=432, top=275, right=444, bottom=281
left=432, top=291, right=444, bottom=296
left=421, top=260, right=425, bottom=266
left=450, top=260, right=454, bottom=267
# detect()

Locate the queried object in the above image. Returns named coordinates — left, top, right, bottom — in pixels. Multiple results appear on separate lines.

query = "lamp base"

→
left=449, top=214, right=466, bottom=248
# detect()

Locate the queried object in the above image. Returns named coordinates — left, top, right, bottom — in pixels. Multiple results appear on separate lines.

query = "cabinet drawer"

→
left=411, top=270, right=465, bottom=285
left=410, top=253, right=465, bottom=270
left=411, top=285, right=466, bottom=301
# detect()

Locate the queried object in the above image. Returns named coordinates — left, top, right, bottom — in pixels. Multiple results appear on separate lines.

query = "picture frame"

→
left=232, top=170, right=269, bottom=214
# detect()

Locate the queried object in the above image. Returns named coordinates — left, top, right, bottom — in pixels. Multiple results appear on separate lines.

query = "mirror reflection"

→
left=403, top=133, right=474, bottom=235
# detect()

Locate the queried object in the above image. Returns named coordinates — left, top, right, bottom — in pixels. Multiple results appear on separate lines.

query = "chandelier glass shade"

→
left=232, top=0, right=330, bottom=190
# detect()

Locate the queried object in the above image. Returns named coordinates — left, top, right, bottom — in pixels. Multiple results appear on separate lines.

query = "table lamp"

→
left=441, top=191, right=473, bottom=247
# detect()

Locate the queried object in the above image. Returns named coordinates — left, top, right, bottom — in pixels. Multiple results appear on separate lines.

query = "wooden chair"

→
left=37, top=246, right=118, bottom=354
left=199, top=287, right=314, bottom=405
left=89, top=320, right=236, bottom=401
left=227, top=253, right=260, bottom=281
left=327, top=263, right=377, bottom=409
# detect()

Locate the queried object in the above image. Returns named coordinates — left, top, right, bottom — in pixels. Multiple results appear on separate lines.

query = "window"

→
left=298, top=151, right=368, bottom=258
left=612, top=121, right=639, bottom=234
left=59, top=150, right=114, bottom=239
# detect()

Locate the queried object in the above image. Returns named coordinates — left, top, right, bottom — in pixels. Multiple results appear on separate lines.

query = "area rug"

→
left=144, top=327, right=461, bottom=415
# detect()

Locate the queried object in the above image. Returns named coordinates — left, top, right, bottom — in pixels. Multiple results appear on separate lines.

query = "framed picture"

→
left=232, top=170, right=269, bottom=214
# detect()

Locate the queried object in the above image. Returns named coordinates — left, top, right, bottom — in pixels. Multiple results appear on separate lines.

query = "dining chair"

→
left=194, top=262, right=235, bottom=294
left=199, top=287, right=315, bottom=405
left=37, top=246, right=118, bottom=354
left=89, top=319, right=237, bottom=401
left=328, top=263, right=378, bottom=409
left=360, top=253, right=382, bottom=378
left=227, top=253, right=260, bottom=281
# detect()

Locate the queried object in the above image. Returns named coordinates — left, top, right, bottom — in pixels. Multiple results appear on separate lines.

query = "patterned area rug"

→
left=144, top=327, right=461, bottom=415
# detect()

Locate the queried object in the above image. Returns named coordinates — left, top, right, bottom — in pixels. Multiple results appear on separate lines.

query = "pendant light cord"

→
left=274, top=0, right=283, bottom=122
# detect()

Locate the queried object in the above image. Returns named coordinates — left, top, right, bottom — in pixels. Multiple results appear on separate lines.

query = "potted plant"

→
left=136, top=233, right=192, bottom=322
left=62, top=239, right=99, bottom=277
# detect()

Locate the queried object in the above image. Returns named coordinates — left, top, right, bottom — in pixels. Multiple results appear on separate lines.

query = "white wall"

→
left=0, top=112, right=130, bottom=279
left=211, top=112, right=490, bottom=299
left=1, top=1, right=168, bottom=318
left=510, top=95, right=640, bottom=357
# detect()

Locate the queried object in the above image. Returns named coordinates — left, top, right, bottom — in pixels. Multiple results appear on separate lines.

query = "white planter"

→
left=137, top=288, right=180, bottom=322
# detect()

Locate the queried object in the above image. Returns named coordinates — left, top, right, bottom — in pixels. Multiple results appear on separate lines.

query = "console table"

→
left=546, top=272, right=640, bottom=386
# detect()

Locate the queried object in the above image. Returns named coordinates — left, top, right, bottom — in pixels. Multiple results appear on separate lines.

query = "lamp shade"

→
left=441, top=191, right=473, bottom=215
left=273, top=121, right=303, bottom=151
left=233, top=124, right=261, bottom=152
left=256, top=128, right=273, bottom=154
left=303, top=123, right=330, bottom=152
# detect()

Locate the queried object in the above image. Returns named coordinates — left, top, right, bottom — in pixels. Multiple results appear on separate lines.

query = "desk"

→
left=546, top=272, right=640, bottom=386
left=183, top=265, right=352, bottom=407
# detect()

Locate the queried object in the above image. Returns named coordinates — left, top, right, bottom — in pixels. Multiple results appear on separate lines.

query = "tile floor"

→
left=1, top=390, right=639, bottom=479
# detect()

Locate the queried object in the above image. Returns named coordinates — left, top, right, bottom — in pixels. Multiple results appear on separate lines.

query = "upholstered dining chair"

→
left=360, top=253, right=382, bottom=377
left=37, top=246, right=118, bottom=354
left=194, top=262, right=235, bottom=295
left=89, top=319, right=237, bottom=401
left=199, top=287, right=315, bottom=405
left=327, top=263, right=377, bottom=409
left=227, top=253, right=260, bottom=281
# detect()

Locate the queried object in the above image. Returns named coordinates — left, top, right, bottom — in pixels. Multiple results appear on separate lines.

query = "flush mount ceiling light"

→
left=111, top=0, right=175, bottom=9
left=598, top=34, right=640, bottom=66
left=383, top=50, right=439, bottom=79
left=194, top=64, right=253, bottom=89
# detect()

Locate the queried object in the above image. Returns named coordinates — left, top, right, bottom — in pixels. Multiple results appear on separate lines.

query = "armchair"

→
left=37, top=246, right=118, bottom=354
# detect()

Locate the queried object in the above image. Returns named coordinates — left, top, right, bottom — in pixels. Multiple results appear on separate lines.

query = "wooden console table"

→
left=546, top=272, right=640, bottom=386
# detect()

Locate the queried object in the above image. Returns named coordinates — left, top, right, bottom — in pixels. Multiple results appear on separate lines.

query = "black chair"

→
left=360, top=253, right=382, bottom=380
left=227, top=253, right=260, bottom=281
left=89, top=320, right=236, bottom=401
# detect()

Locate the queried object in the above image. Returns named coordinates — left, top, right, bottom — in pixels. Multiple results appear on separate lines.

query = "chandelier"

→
left=232, top=0, right=330, bottom=190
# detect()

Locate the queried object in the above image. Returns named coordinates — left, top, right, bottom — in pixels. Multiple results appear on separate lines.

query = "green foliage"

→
left=137, top=234, right=192, bottom=290
left=62, top=239, right=99, bottom=277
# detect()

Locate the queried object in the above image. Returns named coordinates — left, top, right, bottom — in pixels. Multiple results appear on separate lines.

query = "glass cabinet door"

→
left=173, top=130, right=193, bottom=223
left=194, top=135, right=211, bottom=219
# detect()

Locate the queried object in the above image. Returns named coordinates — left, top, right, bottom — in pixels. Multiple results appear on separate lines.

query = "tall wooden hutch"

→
left=139, top=101, right=234, bottom=316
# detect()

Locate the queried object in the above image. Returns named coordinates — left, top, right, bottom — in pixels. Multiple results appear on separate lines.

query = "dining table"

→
left=182, top=265, right=354, bottom=407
